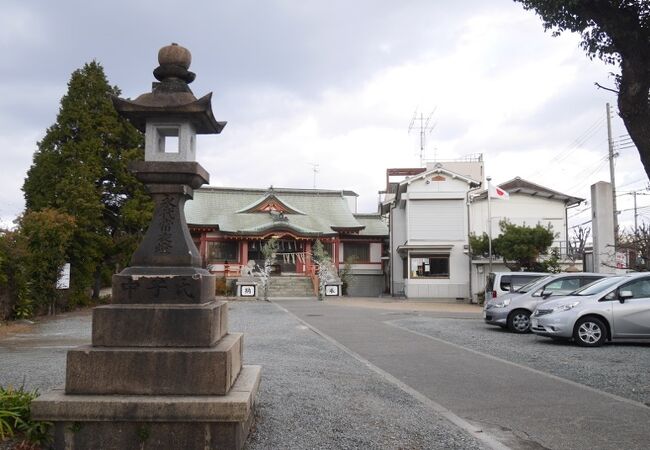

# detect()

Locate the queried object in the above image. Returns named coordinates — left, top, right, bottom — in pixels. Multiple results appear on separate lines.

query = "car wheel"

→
left=573, top=317, right=607, bottom=347
left=507, top=309, right=531, bottom=333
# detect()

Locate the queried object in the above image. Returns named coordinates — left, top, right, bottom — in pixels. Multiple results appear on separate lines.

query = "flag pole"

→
left=487, top=176, right=493, bottom=275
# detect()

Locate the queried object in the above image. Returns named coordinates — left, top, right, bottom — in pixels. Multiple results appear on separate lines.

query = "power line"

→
left=526, top=115, right=604, bottom=179
left=569, top=219, right=592, bottom=229
left=617, top=177, right=649, bottom=189
left=565, top=154, right=610, bottom=192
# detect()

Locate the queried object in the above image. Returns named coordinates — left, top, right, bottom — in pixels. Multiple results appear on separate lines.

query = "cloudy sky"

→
left=1, top=0, right=647, bottom=232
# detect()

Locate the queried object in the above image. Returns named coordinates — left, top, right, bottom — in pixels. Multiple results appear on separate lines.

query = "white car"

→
left=531, top=274, right=650, bottom=347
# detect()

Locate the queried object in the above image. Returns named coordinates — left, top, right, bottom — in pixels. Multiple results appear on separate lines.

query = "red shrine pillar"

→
left=305, top=241, right=313, bottom=274
left=333, top=237, right=340, bottom=271
left=241, top=241, right=248, bottom=268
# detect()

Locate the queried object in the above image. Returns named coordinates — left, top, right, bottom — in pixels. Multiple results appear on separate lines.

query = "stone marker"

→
left=32, top=43, right=261, bottom=450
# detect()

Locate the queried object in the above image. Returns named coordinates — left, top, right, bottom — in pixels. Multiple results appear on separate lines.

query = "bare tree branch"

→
left=594, top=82, right=619, bottom=94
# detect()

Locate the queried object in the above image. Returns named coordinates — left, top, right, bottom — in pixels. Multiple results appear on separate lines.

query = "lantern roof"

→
left=112, top=43, right=226, bottom=134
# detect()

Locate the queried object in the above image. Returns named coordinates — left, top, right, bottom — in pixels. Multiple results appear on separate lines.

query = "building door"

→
left=277, top=239, right=302, bottom=274
left=248, top=239, right=305, bottom=275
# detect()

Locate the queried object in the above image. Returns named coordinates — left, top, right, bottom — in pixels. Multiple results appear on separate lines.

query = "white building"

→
left=382, top=160, right=583, bottom=302
left=469, top=177, right=582, bottom=302
left=383, top=163, right=481, bottom=299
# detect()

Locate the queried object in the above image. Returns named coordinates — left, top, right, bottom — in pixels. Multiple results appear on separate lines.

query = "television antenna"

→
left=308, top=163, right=320, bottom=188
left=408, top=108, right=437, bottom=166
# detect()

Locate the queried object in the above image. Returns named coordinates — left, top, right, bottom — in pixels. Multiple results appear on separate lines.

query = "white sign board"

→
left=325, top=285, right=339, bottom=296
left=240, top=285, right=256, bottom=297
left=56, top=263, right=71, bottom=289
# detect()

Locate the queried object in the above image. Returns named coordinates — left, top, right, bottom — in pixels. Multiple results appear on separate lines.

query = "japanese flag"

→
left=489, top=183, right=510, bottom=200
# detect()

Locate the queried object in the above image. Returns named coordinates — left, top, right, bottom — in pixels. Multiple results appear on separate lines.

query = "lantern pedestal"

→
left=32, top=43, right=259, bottom=450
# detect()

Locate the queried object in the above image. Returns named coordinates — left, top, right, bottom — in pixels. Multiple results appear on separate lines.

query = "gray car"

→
left=531, top=273, right=650, bottom=346
left=484, top=273, right=607, bottom=333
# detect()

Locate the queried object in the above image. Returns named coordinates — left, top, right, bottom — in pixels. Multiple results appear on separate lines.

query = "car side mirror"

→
left=619, top=290, right=633, bottom=303
left=541, top=289, right=552, bottom=299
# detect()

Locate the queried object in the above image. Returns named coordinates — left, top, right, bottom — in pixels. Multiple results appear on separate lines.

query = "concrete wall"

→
left=591, top=181, right=616, bottom=273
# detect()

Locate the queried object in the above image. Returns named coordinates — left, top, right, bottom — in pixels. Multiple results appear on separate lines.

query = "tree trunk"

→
left=618, top=57, right=650, bottom=181
left=92, top=267, right=101, bottom=299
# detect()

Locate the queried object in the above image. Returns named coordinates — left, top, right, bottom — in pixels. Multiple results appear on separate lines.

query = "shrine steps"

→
left=268, top=276, right=315, bottom=298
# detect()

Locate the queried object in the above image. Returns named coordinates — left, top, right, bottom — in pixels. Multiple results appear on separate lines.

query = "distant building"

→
left=382, top=156, right=583, bottom=302
left=185, top=186, right=388, bottom=296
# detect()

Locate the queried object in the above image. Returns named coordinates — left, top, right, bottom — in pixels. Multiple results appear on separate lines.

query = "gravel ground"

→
left=389, top=315, right=650, bottom=406
left=0, top=304, right=486, bottom=450
left=231, top=302, right=484, bottom=449
left=0, top=311, right=90, bottom=391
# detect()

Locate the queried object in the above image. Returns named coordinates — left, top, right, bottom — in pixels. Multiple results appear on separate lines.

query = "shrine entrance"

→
left=247, top=238, right=308, bottom=275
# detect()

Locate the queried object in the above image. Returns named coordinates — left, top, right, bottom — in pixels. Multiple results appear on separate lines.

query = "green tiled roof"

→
left=185, top=187, right=387, bottom=237
left=354, top=214, right=388, bottom=236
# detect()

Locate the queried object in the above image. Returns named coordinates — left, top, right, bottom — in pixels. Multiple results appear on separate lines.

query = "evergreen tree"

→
left=492, top=220, right=556, bottom=271
left=23, top=61, right=153, bottom=304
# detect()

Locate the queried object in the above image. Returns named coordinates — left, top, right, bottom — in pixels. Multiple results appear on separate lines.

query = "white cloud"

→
left=0, top=0, right=647, bottom=228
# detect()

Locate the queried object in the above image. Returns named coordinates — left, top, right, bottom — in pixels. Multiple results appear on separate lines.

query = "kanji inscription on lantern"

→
left=147, top=278, right=168, bottom=298
left=121, top=279, right=140, bottom=300
left=176, top=278, right=195, bottom=299
left=155, top=195, right=176, bottom=253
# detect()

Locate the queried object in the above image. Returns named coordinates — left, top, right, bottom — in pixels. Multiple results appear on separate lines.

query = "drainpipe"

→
left=389, top=201, right=395, bottom=296
left=466, top=183, right=482, bottom=303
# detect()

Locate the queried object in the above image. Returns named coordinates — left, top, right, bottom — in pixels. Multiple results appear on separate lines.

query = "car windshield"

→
left=515, top=276, right=551, bottom=293
left=571, top=276, right=623, bottom=296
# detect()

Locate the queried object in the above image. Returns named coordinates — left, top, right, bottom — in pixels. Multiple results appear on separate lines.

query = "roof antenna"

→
left=408, top=107, right=437, bottom=166
left=308, top=163, right=320, bottom=188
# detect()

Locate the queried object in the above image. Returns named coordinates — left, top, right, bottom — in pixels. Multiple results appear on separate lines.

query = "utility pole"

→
left=606, top=102, right=618, bottom=237
left=487, top=176, right=493, bottom=275
left=408, top=108, right=437, bottom=166
left=633, top=190, right=638, bottom=231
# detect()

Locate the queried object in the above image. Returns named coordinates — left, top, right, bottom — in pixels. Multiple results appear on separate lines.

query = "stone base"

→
left=33, top=365, right=260, bottom=450
left=112, top=268, right=216, bottom=304
left=92, top=301, right=228, bottom=347
left=66, top=333, right=242, bottom=395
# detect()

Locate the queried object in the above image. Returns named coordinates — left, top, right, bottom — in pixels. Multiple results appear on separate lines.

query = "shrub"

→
left=0, top=385, right=51, bottom=446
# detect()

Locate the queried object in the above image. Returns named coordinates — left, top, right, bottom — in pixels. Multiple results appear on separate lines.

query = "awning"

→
left=396, top=244, right=454, bottom=255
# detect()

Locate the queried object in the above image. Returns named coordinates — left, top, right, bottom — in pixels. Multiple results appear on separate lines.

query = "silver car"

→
left=531, top=273, right=650, bottom=346
left=484, top=273, right=606, bottom=333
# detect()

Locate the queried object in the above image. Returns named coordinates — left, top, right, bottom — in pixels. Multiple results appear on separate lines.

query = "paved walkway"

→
left=277, top=299, right=650, bottom=450
left=323, top=297, right=483, bottom=315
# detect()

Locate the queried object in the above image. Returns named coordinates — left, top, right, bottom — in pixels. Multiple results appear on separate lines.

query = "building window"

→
left=207, top=241, right=238, bottom=262
left=344, top=243, right=369, bottom=262
left=410, top=254, right=449, bottom=278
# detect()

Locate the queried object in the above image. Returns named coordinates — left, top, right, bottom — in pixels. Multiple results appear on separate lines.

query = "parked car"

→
left=531, top=273, right=650, bottom=346
left=484, top=273, right=608, bottom=333
left=484, top=272, right=546, bottom=300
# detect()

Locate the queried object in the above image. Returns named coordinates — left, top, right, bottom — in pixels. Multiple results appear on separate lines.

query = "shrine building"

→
left=185, top=186, right=388, bottom=296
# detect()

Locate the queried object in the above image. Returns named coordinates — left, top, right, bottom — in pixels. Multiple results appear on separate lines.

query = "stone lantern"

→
left=33, top=44, right=260, bottom=450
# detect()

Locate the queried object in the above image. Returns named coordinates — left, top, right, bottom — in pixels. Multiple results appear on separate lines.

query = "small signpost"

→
left=56, top=263, right=70, bottom=290
left=325, top=284, right=339, bottom=296
left=240, top=285, right=256, bottom=297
